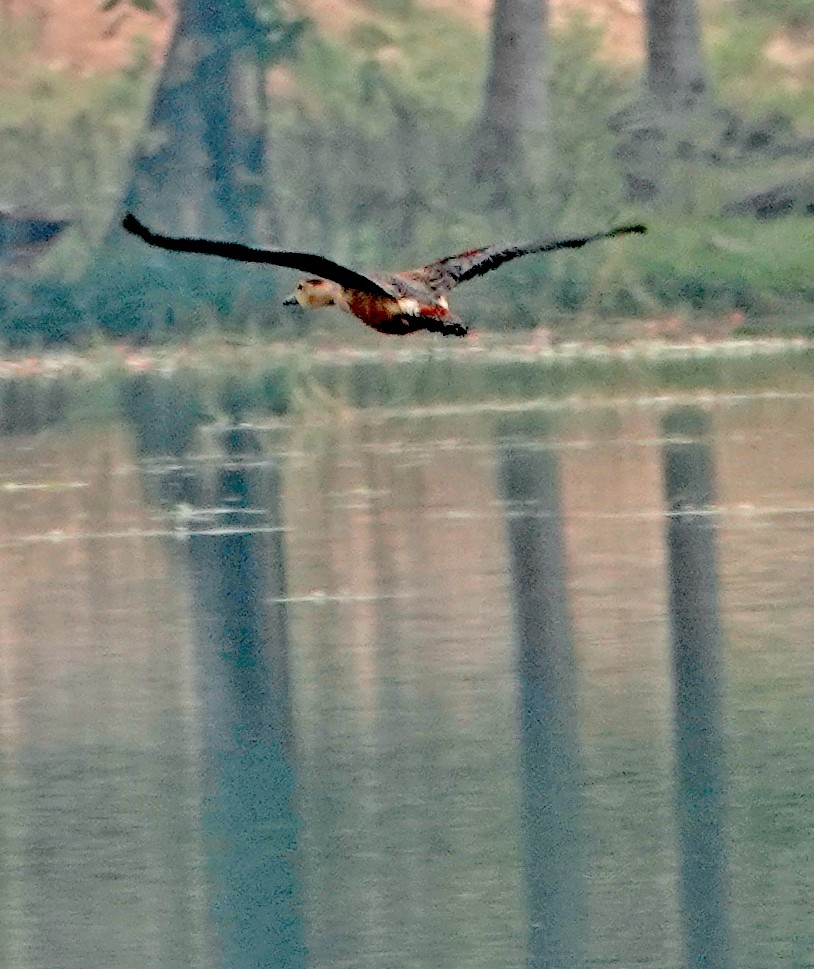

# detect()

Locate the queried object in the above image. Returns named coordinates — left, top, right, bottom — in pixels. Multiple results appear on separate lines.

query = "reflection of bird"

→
left=123, top=213, right=646, bottom=338
left=0, top=206, right=73, bottom=267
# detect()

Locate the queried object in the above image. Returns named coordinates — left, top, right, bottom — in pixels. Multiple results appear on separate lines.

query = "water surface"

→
left=1, top=388, right=812, bottom=969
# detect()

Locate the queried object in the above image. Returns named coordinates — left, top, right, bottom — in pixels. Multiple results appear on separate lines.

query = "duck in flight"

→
left=123, top=213, right=645, bottom=338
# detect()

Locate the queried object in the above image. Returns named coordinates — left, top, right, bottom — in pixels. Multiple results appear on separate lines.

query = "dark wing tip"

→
left=122, top=213, right=146, bottom=237
left=611, top=223, right=647, bottom=236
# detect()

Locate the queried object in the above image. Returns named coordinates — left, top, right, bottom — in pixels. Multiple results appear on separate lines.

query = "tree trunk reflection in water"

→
left=185, top=431, right=306, bottom=969
left=663, top=409, right=731, bottom=969
left=500, top=432, right=586, bottom=969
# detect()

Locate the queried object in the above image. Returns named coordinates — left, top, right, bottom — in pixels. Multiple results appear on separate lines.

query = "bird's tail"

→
left=421, top=308, right=469, bottom=338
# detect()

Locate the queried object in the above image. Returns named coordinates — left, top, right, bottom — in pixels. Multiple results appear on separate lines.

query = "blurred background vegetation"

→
left=0, top=0, right=811, bottom=345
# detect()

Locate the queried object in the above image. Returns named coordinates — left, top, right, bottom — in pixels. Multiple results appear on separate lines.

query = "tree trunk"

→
left=613, top=0, right=707, bottom=203
left=474, top=0, right=548, bottom=191
left=645, top=0, right=707, bottom=114
left=116, top=0, right=276, bottom=243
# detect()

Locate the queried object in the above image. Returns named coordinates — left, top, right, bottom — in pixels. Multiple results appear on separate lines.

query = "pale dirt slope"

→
left=3, top=0, right=808, bottom=94
left=3, top=0, right=643, bottom=73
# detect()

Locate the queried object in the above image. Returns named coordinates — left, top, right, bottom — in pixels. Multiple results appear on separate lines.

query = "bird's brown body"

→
left=122, top=214, right=646, bottom=337
left=294, top=274, right=463, bottom=335
left=346, top=290, right=426, bottom=335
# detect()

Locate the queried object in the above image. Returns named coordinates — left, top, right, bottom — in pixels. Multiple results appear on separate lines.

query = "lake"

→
left=0, top=358, right=812, bottom=969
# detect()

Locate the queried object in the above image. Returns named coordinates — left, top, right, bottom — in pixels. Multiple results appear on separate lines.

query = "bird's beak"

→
left=282, top=292, right=298, bottom=306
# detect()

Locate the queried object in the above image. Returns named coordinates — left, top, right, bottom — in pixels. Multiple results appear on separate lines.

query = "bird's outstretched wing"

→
left=122, top=214, right=397, bottom=298
left=417, top=224, right=647, bottom=294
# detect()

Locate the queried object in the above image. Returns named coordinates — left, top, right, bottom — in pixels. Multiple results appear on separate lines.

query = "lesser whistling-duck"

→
left=123, top=213, right=646, bottom=337
left=0, top=206, right=73, bottom=267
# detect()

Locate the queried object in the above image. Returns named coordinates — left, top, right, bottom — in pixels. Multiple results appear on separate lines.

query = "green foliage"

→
left=736, top=0, right=814, bottom=30
left=0, top=0, right=813, bottom=345
left=628, top=216, right=814, bottom=314
left=0, top=279, right=89, bottom=346
left=79, top=246, right=283, bottom=340
left=254, top=2, right=310, bottom=65
left=100, top=0, right=159, bottom=11
left=708, top=4, right=814, bottom=122
left=0, top=31, right=152, bottom=288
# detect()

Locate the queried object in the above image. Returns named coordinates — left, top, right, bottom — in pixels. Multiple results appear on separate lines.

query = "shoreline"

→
left=0, top=334, right=812, bottom=380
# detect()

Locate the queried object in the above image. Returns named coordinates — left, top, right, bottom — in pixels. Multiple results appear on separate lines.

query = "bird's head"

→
left=283, top=278, right=343, bottom=309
